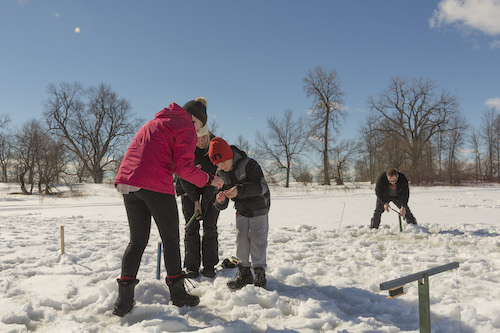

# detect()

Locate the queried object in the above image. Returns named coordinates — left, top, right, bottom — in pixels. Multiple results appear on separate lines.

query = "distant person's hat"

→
left=183, top=97, right=207, bottom=126
left=209, top=137, right=233, bottom=164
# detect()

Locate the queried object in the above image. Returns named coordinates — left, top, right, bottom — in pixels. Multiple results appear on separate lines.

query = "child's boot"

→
left=113, top=278, right=139, bottom=317
left=227, top=265, right=253, bottom=290
left=253, top=267, right=267, bottom=289
left=166, top=274, right=200, bottom=307
left=201, top=266, right=216, bottom=278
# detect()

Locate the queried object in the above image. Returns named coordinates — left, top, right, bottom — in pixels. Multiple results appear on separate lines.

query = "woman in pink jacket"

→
left=113, top=101, right=223, bottom=316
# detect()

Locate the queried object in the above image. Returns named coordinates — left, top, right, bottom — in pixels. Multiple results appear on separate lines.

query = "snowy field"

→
left=0, top=182, right=499, bottom=332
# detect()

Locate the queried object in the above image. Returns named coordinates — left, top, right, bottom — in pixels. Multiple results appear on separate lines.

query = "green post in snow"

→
left=380, top=262, right=459, bottom=333
left=418, top=273, right=431, bottom=333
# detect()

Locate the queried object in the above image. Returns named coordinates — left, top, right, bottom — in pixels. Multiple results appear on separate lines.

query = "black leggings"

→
left=121, top=189, right=181, bottom=278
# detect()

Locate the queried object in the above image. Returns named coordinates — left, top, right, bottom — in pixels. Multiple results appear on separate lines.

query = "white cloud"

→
left=430, top=0, right=500, bottom=35
left=485, top=97, right=500, bottom=110
left=490, top=40, right=500, bottom=48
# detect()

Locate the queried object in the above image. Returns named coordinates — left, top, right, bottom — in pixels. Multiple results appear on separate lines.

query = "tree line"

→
left=1, top=67, right=499, bottom=193
left=255, top=68, right=500, bottom=187
left=0, top=82, right=142, bottom=194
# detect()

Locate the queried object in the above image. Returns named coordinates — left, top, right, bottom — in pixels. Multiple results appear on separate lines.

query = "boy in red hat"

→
left=209, top=137, right=271, bottom=289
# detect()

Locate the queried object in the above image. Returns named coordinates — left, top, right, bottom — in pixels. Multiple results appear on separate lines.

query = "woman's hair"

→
left=197, top=131, right=211, bottom=150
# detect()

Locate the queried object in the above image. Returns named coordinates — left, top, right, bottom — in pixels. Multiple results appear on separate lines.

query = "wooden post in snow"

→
left=60, top=225, right=65, bottom=255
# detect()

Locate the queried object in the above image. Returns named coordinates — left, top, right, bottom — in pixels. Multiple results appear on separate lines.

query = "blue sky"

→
left=1, top=0, right=499, bottom=145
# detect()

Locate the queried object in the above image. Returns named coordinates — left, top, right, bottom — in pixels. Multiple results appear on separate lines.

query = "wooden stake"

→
left=60, top=225, right=65, bottom=255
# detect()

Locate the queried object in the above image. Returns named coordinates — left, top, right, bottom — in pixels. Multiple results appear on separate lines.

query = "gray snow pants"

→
left=235, top=214, right=268, bottom=269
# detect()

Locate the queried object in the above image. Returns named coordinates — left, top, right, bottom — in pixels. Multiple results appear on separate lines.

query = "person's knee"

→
left=127, top=241, right=148, bottom=252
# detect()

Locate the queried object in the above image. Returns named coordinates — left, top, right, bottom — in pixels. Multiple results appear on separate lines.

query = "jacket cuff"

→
left=205, top=173, right=214, bottom=186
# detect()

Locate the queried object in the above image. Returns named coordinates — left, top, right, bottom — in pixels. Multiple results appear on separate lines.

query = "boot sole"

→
left=227, top=281, right=253, bottom=290
left=112, top=305, right=134, bottom=317
left=171, top=300, right=200, bottom=307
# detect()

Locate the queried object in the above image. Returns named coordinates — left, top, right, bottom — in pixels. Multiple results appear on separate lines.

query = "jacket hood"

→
left=155, top=103, right=189, bottom=119
left=231, top=145, right=247, bottom=166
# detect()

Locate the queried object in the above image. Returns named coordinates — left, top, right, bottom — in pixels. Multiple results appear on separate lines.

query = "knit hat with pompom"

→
left=183, top=97, right=207, bottom=125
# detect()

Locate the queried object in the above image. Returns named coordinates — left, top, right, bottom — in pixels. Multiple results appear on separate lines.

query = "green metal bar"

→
left=418, top=273, right=431, bottom=333
left=380, top=262, right=459, bottom=291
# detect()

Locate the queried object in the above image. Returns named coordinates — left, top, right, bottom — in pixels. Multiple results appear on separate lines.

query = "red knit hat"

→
left=209, top=137, right=233, bottom=165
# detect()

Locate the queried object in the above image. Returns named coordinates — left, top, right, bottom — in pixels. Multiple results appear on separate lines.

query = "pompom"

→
left=195, top=96, right=207, bottom=107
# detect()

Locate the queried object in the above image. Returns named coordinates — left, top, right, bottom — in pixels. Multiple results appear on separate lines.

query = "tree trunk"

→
left=285, top=159, right=290, bottom=188
left=92, top=167, right=104, bottom=184
left=336, top=165, right=344, bottom=185
left=19, top=173, right=29, bottom=195
left=323, top=117, right=330, bottom=185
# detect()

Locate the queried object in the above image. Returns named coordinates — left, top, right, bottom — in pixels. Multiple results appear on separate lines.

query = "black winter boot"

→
left=253, top=267, right=267, bottom=289
left=406, top=216, right=418, bottom=225
left=201, top=266, right=216, bottom=278
left=227, top=265, right=253, bottom=290
left=185, top=269, right=200, bottom=279
left=370, top=216, right=381, bottom=229
left=113, top=278, right=139, bottom=317
left=166, top=274, right=200, bottom=307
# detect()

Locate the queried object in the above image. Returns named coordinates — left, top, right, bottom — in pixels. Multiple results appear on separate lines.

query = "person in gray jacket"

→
left=208, top=137, right=270, bottom=289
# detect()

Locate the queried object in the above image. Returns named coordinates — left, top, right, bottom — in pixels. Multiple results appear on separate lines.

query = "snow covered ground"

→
left=0, top=182, right=499, bottom=332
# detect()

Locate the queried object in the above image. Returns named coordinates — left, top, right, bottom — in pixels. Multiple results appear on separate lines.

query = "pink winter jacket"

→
left=115, top=103, right=210, bottom=195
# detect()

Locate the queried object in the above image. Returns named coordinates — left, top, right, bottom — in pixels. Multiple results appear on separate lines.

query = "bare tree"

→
left=442, top=113, right=469, bottom=183
left=256, top=109, right=309, bottom=187
left=44, top=82, right=141, bottom=183
left=0, top=137, right=11, bottom=182
left=292, top=158, right=314, bottom=185
left=494, top=112, right=500, bottom=181
left=208, top=118, right=220, bottom=136
left=480, top=108, right=497, bottom=181
left=235, top=134, right=251, bottom=154
left=367, top=76, right=460, bottom=181
left=358, top=114, right=384, bottom=183
left=12, top=120, right=67, bottom=194
left=36, top=133, right=68, bottom=193
left=0, top=114, right=12, bottom=182
left=13, top=120, right=43, bottom=194
left=330, top=139, right=361, bottom=185
left=303, top=66, right=346, bottom=185
left=470, top=130, right=483, bottom=181
left=357, top=112, right=407, bottom=182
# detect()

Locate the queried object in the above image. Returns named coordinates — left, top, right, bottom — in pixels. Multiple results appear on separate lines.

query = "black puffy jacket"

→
left=214, top=146, right=270, bottom=217
left=175, top=133, right=218, bottom=211
left=375, top=171, right=410, bottom=206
